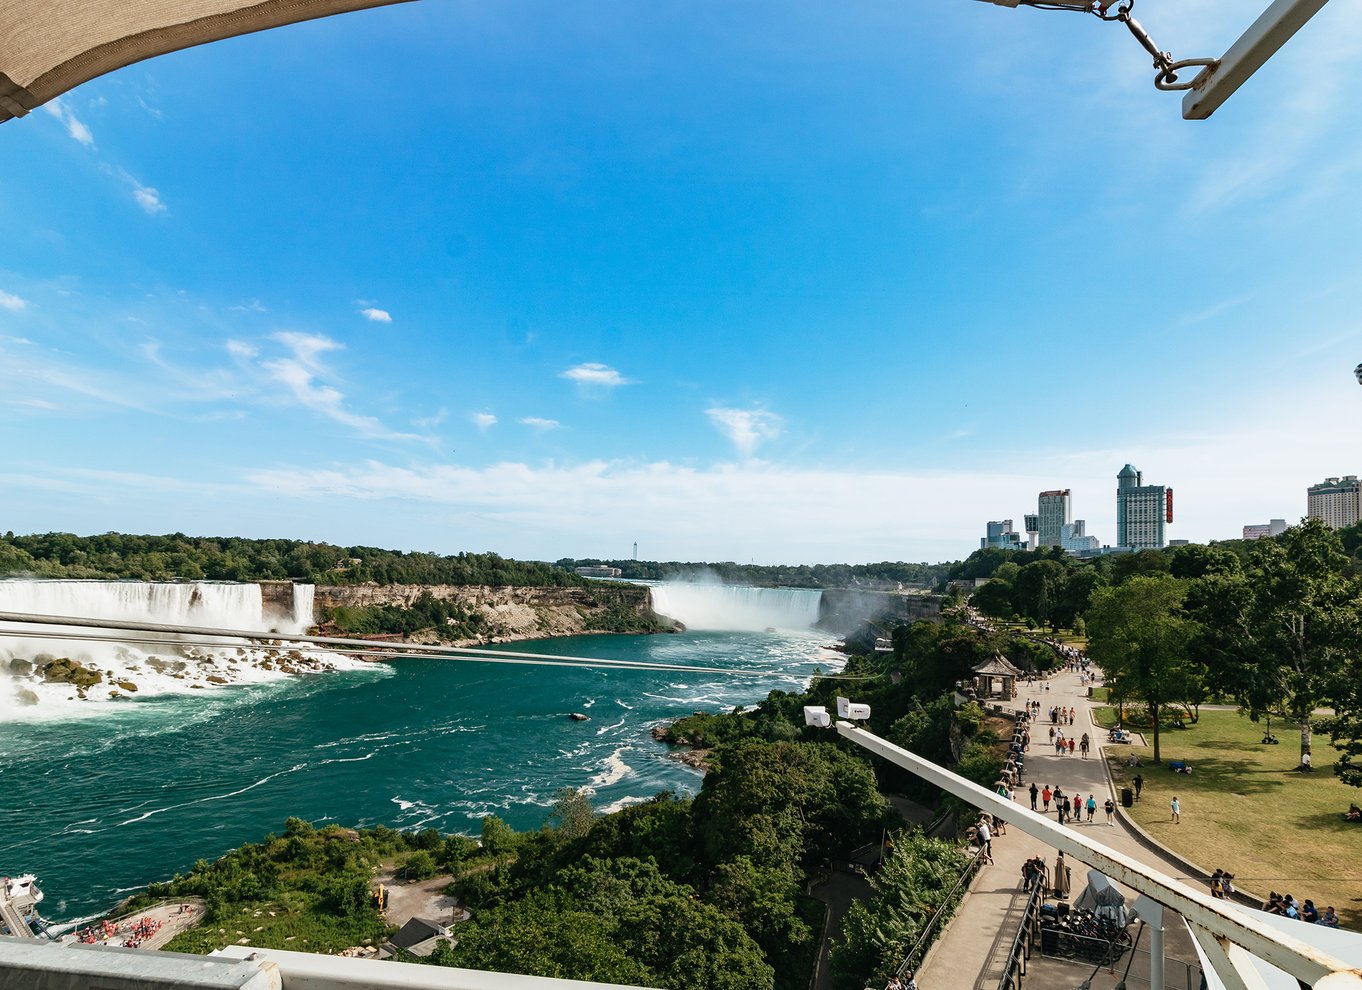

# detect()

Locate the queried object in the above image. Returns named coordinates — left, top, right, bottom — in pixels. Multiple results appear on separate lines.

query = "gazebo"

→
left=971, top=654, right=1023, bottom=701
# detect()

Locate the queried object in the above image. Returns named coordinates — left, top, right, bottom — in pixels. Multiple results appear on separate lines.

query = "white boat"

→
left=0, top=874, right=49, bottom=938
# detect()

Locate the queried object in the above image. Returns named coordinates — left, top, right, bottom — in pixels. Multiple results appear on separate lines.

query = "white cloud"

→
left=226, top=339, right=259, bottom=360
left=132, top=182, right=167, bottom=215
left=42, top=98, right=94, bottom=147
left=259, top=332, right=418, bottom=441
left=5, top=398, right=60, bottom=411
left=414, top=408, right=449, bottom=429
left=519, top=417, right=560, bottom=430
left=229, top=299, right=268, bottom=313
left=706, top=406, right=783, bottom=458
left=560, top=362, right=634, bottom=391
left=360, top=307, right=393, bottom=324
left=472, top=412, right=498, bottom=430
left=0, top=290, right=28, bottom=312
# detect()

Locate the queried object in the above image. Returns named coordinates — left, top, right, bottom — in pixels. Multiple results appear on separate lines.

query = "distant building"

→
left=1061, top=520, right=1100, bottom=553
left=1307, top=476, right=1361, bottom=530
left=1116, top=464, right=1170, bottom=550
left=1243, top=519, right=1288, bottom=541
left=575, top=565, right=623, bottom=579
left=1037, top=490, right=1072, bottom=547
left=1023, top=514, right=1039, bottom=550
left=981, top=519, right=1025, bottom=550
left=1168, top=539, right=1190, bottom=547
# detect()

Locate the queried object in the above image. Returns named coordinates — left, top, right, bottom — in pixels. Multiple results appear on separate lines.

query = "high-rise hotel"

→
left=1116, top=464, right=1171, bottom=550
left=1307, top=476, right=1360, bottom=530
left=1036, top=490, right=1071, bottom=547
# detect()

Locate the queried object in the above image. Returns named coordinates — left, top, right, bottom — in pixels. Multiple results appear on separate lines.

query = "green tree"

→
left=1085, top=574, right=1196, bottom=762
left=1187, top=520, right=1359, bottom=766
left=1011, top=559, right=1068, bottom=628
left=546, top=787, right=595, bottom=841
left=970, top=579, right=1013, bottom=620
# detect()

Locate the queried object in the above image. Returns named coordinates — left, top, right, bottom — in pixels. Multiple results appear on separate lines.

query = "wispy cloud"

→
left=226, top=340, right=260, bottom=360
left=0, top=290, right=28, bottom=312
left=472, top=412, right=498, bottom=430
left=131, top=181, right=167, bottom=215
left=258, top=331, right=419, bottom=441
left=560, top=362, right=634, bottom=392
left=519, top=416, right=560, bottom=430
left=706, top=406, right=782, bottom=457
left=360, top=307, right=392, bottom=324
left=42, top=98, right=94, bottom=147
left=229, top=299, right=268, bottom=313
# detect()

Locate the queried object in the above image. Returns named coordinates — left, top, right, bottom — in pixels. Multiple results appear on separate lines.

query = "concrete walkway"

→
left=915, top=667, right=1204, bottom=990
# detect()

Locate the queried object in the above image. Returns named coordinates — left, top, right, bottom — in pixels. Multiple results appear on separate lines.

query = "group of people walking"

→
left=1031, top=782, right=1117, bottom=826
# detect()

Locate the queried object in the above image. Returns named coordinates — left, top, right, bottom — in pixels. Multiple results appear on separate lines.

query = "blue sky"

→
left=2, top=0, right=1360, bottom=564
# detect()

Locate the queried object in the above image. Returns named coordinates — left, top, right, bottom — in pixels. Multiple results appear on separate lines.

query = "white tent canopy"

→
left=0, top=0, right=414, bottom=123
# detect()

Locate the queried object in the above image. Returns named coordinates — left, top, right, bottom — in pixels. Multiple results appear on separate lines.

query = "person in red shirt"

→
left=1042, top=786, right=1053, bottom=811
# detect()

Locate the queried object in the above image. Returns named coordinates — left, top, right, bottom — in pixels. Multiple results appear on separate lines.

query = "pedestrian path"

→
left=915, top=666, right=1204, bottom=990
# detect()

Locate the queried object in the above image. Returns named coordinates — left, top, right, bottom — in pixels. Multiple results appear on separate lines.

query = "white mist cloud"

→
left=560, top=362, right=634, bottom=391
left=706, top=406, right=782, bottom=457
left=0, top=290, right=28, bottom=312
left=519, top=417, right=561, bottom=430
left=472, top=412, right=498, bottom=430
left=360, top=307, right=392, bottom=324
left=226, top=339, right=259, bottom=360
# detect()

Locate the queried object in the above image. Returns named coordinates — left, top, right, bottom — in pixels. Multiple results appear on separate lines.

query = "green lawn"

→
left=1100, top=709, right=1362, bottom=931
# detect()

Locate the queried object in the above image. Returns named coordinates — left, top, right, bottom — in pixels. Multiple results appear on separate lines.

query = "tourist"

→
left=1067, top=738, right=1076, bottom=757
left=1103, top=797, right=1115, bottom=825
left=1345, top=803, right=1361, bottom=822
left=1030, top=781, right=1039, bottom=811
left=1085, top=794, right=1096, bottom=822
left=1080, top=734, right=1089, bottom=759
left=1042, top=785, right=1052, bottom=811
left=1302, top=900, right=1319, bottom=924
left=1210, top=870, right=1225, bottom=899
left=1071, top=794, right=1081, bottom=822
left=1170, top=796, right=1181, bottom=823
left=904, top=970, right=918, bottom=990
left=1133, top=773, right=1144, bottom=801
left=977, top=818, right=993, bottom=864
left=1318, top=906, right=1340, bottom=928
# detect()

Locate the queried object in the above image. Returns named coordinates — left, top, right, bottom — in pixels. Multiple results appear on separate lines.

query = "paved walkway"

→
left=916, top=667, right=1204, bottom=990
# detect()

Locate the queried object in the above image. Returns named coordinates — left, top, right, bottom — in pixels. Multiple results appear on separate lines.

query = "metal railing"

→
left=997, top=883, right=1044, bottom=990
left=890, top=845, right=987, bottom=981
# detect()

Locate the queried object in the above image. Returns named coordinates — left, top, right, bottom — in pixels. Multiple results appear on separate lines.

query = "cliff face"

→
left=310, top=583, right=665, bottom=645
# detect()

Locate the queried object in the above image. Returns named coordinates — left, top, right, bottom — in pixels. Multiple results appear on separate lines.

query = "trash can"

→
left=1121, top=787, right=1134, bottom=808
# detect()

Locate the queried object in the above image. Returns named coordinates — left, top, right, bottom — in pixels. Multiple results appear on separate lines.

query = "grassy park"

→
left=1099, top=709, right=1362, bottom=930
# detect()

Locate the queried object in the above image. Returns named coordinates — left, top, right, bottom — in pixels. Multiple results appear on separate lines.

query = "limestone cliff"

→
left=310, top=583, right=672, bottom=645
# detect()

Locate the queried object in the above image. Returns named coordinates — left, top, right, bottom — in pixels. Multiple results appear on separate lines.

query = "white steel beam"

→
left=834, top=721, right=1362, bottom=990
left=1182, top=0, right=1331, bottom=120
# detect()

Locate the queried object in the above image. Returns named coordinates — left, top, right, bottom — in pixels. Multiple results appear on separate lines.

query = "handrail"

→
left=997, top=882, right=1044, bottom=990
left=892, top=844, right=986, bottom=980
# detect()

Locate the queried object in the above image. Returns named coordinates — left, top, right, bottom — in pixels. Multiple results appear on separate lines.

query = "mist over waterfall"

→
left=0, top=580, right=354, bottom=718
left=648, top=584, right=822, bottom=631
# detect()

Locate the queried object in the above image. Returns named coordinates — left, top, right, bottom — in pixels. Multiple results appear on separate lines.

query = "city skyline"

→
left=2, top=2, right=1360, bottom=565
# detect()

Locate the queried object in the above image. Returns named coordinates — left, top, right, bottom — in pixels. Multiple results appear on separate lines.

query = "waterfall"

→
left=0, top=580, right=266, bottom=630
left=291, top=584, right=315, bottom=632
left=648, top=584, right=822, bottom=631
left=0, top=580, right=352, bottom=716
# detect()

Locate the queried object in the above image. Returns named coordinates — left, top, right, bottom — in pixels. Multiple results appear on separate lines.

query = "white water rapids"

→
left=0, top=580, right=361, bottom=719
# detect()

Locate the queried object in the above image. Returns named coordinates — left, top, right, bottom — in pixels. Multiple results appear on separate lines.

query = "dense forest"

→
left=128, top=612, right=1038, bottom=990
left=556, top=558, right=953, bottom=589
left=0, top=532, right=586, bottom=586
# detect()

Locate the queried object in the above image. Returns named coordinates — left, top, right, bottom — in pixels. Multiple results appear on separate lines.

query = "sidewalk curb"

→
left=1100, top=749, right=1262, bottom=910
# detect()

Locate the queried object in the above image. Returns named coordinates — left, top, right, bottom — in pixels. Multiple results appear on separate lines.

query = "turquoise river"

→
left=0, top=623, right=839, bottom=927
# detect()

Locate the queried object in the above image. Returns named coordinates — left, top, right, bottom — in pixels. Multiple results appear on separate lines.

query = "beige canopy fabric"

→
left=0, top=0, right=415, bottom=122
